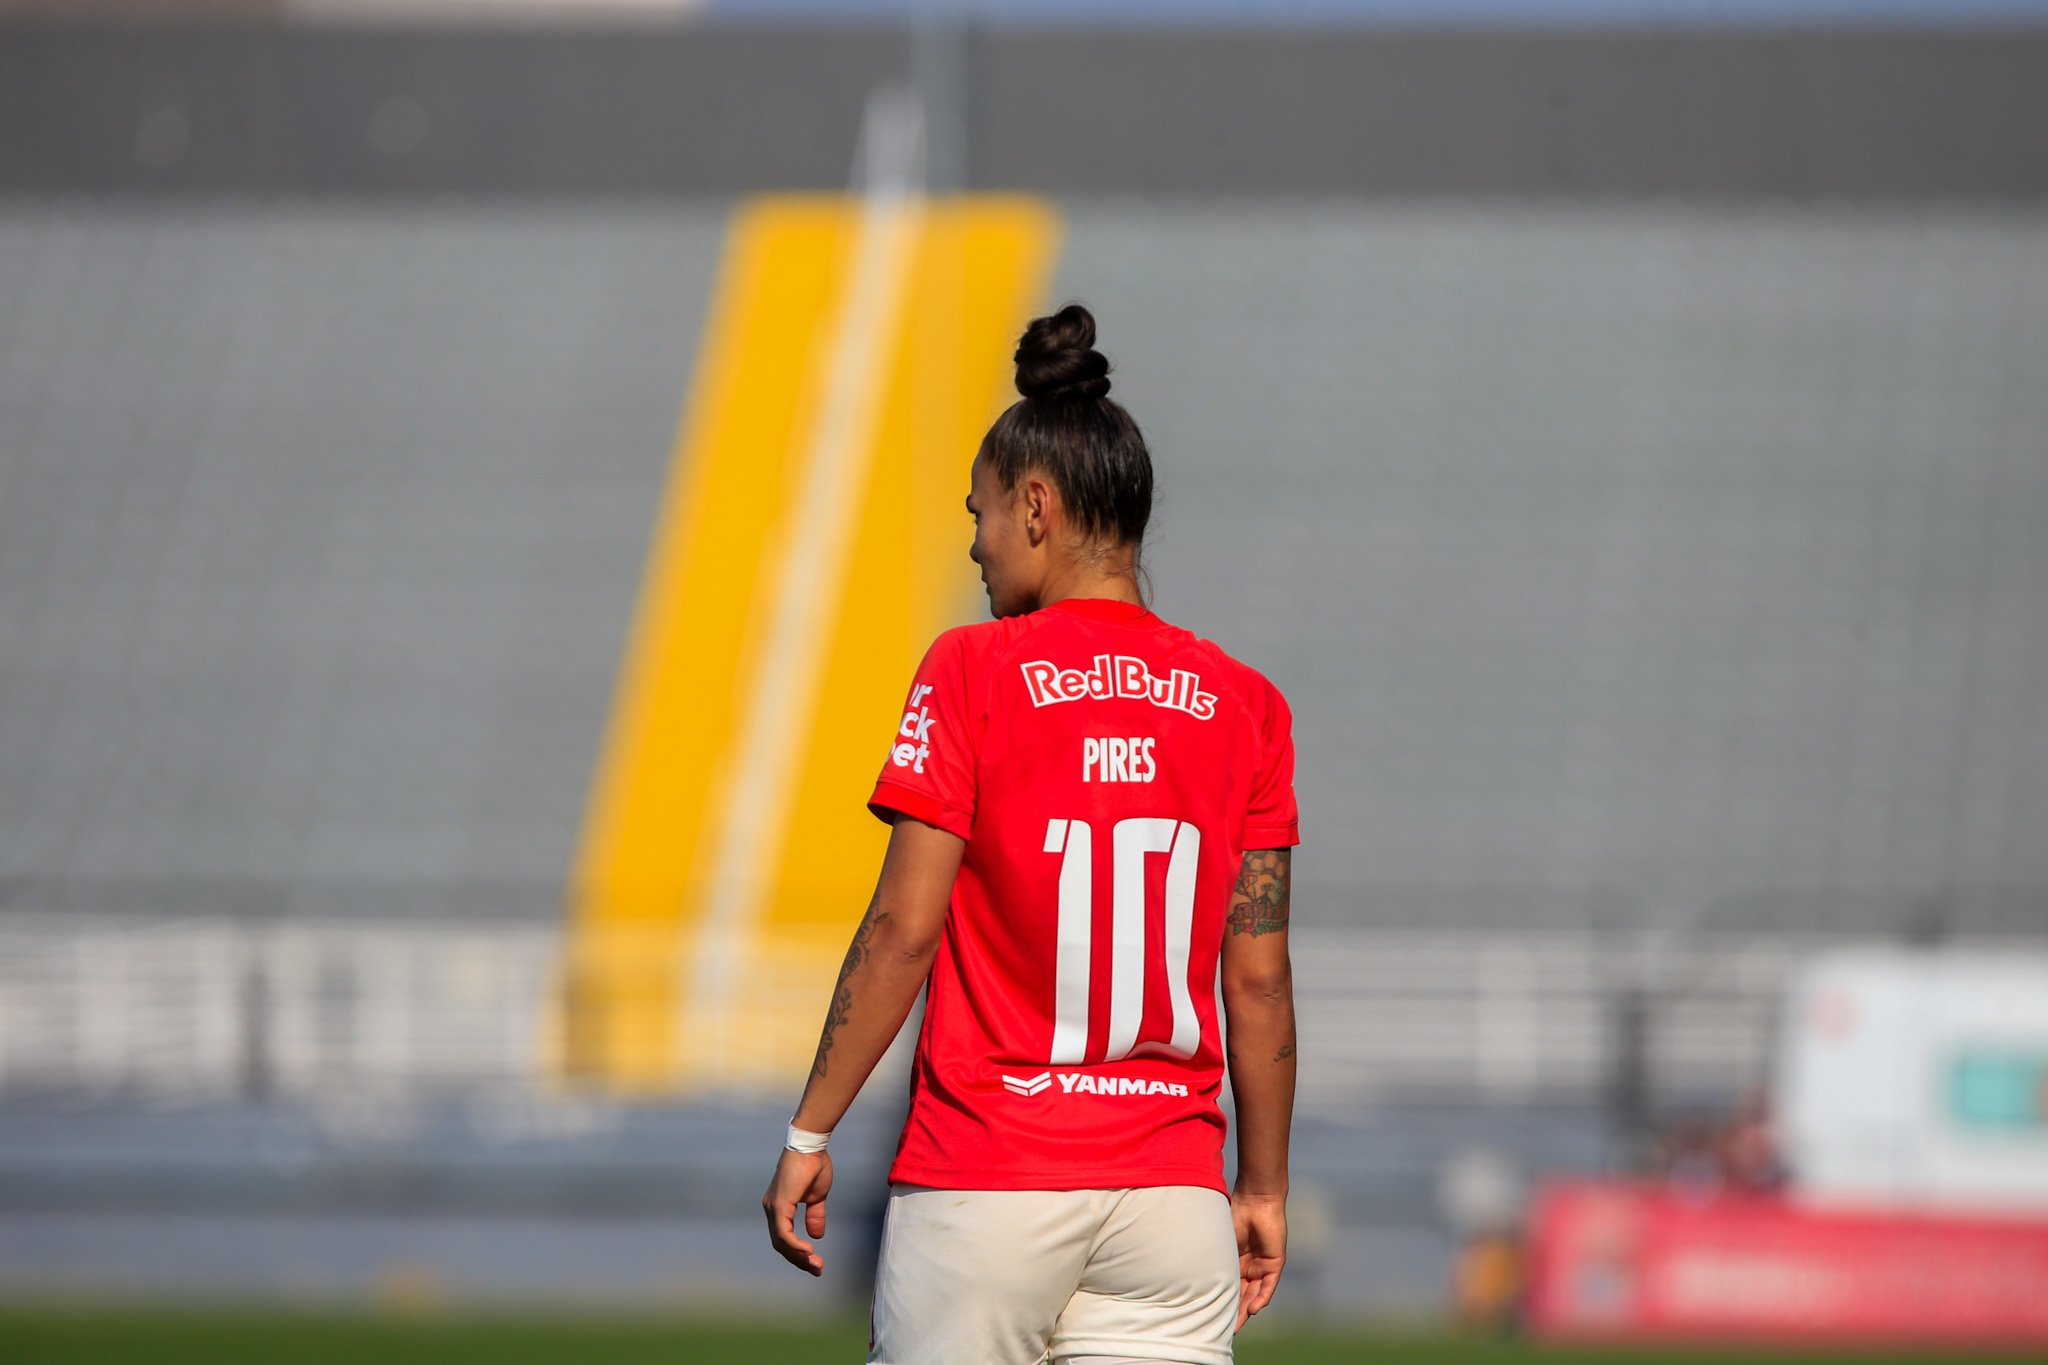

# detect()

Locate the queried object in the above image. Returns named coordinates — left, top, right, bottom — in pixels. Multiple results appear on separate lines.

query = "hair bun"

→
left=1014, top=303, right=1111, bottom=401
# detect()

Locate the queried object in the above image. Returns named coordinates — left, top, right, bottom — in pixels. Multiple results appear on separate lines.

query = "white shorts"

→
left=868, top=1183, right=1239, bottom=1365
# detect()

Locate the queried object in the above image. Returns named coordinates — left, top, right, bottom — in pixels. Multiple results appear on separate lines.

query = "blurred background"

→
left=2, top=0, right=2047, bottom=1352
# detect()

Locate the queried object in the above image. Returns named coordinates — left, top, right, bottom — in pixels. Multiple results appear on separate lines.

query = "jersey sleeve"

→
left=1242, top=672, right=1300, bottom=850
left=868, top=627, right=978, bottom=841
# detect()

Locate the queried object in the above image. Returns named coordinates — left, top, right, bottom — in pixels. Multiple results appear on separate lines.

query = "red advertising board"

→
left=1526, top=1180, right=2048, bottom=1346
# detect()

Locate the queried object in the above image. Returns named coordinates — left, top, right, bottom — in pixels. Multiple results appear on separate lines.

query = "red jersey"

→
left=868, top=597, right=1299, bottom=1193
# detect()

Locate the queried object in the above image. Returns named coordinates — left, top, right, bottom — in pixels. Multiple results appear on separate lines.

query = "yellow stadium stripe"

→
left=683, top=182, right=924, bottom=1073
left=558, top=194, right=1061, bottom=1093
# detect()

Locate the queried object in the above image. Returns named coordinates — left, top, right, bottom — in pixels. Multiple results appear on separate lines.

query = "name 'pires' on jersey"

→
left=868, top=597, right=1299, bottom=1194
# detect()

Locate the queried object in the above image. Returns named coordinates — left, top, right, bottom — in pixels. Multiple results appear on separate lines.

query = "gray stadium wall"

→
left=3, top=23, right=2048, bottom=198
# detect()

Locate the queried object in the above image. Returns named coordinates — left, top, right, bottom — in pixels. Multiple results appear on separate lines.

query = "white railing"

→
left=3, top=914, right=2011, bottom=1106
left=1292, top=929, right=1807, bottom=1108
left=0, top=916, right=558, bottom=1098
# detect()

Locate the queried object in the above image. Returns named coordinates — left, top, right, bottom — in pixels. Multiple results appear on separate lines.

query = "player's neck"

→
left=1032, top=556, right=1144, bottom=613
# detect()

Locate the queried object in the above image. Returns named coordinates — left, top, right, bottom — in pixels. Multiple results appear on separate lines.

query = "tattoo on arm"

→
left=812, top=890, right=888, bottom=1079
left=1226, top=848, right=1290, bottom=937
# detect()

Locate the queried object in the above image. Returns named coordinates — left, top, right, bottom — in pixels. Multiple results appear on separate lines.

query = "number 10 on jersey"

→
left=1042, top=817, right=1204, bottom=1065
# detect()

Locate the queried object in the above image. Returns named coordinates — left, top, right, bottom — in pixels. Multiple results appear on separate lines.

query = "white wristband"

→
left=785, top=1122, right=830, bottom=1154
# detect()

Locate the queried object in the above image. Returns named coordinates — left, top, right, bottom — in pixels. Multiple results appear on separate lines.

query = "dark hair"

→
left=979, top=303, right=1153, bottom=552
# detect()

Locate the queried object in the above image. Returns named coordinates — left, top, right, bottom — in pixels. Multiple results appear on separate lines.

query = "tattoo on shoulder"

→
left=812, top=890, right=888, bottom=1079
left=1227, top=848, right=1290, bottom=937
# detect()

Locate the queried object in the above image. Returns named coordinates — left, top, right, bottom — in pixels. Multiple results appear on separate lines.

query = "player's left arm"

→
left=1220, top=846, right=1295, bottom=1328
left=762, top=816, right=963, bottom=1276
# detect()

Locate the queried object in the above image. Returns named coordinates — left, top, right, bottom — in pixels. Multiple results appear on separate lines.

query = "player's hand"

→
left=1231, top=1188, right=1287, bottom=1330
left=763, top=1147, right=834, bottom=1276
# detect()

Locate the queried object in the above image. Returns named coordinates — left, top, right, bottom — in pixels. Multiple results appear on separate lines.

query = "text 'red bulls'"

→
left=1019, top=655, right=1217, bottom=720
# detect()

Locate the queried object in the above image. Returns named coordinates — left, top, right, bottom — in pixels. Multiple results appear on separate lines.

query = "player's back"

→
left=869, top=596, right=1297, bottom=1192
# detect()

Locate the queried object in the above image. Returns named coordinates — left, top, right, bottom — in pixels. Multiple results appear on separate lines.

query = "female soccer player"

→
left=763, top=304, right=1298, bottom=1365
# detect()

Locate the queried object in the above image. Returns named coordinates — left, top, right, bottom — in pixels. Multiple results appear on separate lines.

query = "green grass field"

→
left=3, top=1310, right=2039, bottom=1365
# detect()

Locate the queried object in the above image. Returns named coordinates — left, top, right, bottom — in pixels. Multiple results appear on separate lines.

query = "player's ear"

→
left=1022, top=474, right=1057, bottom=549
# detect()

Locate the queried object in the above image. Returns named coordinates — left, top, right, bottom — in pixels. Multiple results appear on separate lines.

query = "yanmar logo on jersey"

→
left=1000, top=1071, right=1192, bottom=1099
left=1020, top=655, right=1216, bottom=720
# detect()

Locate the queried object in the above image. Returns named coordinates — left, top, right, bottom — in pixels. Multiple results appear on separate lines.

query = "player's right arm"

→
left=761, top=816, right=963, bottom=1276
left=1220, top=846, right=1296, bottom=1328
